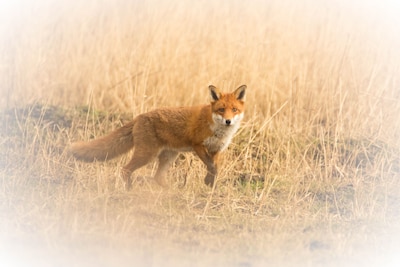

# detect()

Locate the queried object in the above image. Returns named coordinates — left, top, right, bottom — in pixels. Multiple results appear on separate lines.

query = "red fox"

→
left=70, top=85, right=246, bottom=189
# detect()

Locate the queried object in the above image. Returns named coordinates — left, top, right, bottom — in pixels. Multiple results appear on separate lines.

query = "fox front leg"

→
left=204, top=152, right=222, bottom=186
left=204, top=166, right=217, bottom=186
left=194, top=145, right=220, bottom=187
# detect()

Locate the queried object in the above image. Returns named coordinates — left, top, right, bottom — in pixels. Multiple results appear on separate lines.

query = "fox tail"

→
left=70, top=120, right=135, bottom=162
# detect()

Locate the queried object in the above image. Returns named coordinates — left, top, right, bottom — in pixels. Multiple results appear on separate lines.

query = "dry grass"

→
left=1, top=0, right=400, bottom=266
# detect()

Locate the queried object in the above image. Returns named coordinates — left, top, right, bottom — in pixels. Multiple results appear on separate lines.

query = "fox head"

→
left=209, top=85, right=246, bottom=126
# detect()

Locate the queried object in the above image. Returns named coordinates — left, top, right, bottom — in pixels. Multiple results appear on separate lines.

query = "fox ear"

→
left=234, top=85, right=246, bottom=101
left=209, top=85, right=222, bottom=102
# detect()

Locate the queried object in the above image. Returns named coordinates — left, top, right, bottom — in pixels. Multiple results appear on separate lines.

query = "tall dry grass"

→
left=1, top=0, right=400, bottom=266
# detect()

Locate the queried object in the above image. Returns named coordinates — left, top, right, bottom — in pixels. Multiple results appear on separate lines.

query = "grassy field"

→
left=1, top=0, right=400, bottom=266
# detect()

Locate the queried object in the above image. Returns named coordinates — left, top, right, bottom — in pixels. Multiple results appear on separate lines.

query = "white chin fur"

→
left=206, top=112, right=244, bottom=153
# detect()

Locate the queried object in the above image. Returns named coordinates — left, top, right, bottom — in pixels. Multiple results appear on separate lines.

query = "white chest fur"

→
left=203, top=119, right=241, bottom=154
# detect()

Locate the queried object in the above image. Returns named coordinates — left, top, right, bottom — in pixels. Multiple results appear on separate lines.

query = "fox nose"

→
left=225, top=120, right=231, bottom=125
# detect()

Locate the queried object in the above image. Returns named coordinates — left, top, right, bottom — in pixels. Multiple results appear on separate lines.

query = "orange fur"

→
left=70, top=85, right=246, bottom=189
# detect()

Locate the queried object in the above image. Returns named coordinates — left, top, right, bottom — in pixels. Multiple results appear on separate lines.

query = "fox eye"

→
left=218, top=108, right=225, bottom=113
left=232, top=108, right=238, bottom=112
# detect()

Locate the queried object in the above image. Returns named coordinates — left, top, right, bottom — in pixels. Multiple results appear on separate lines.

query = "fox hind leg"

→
left=154, top=150, right=178, bottom=187
left=122, top=148, right=159, bottom=190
